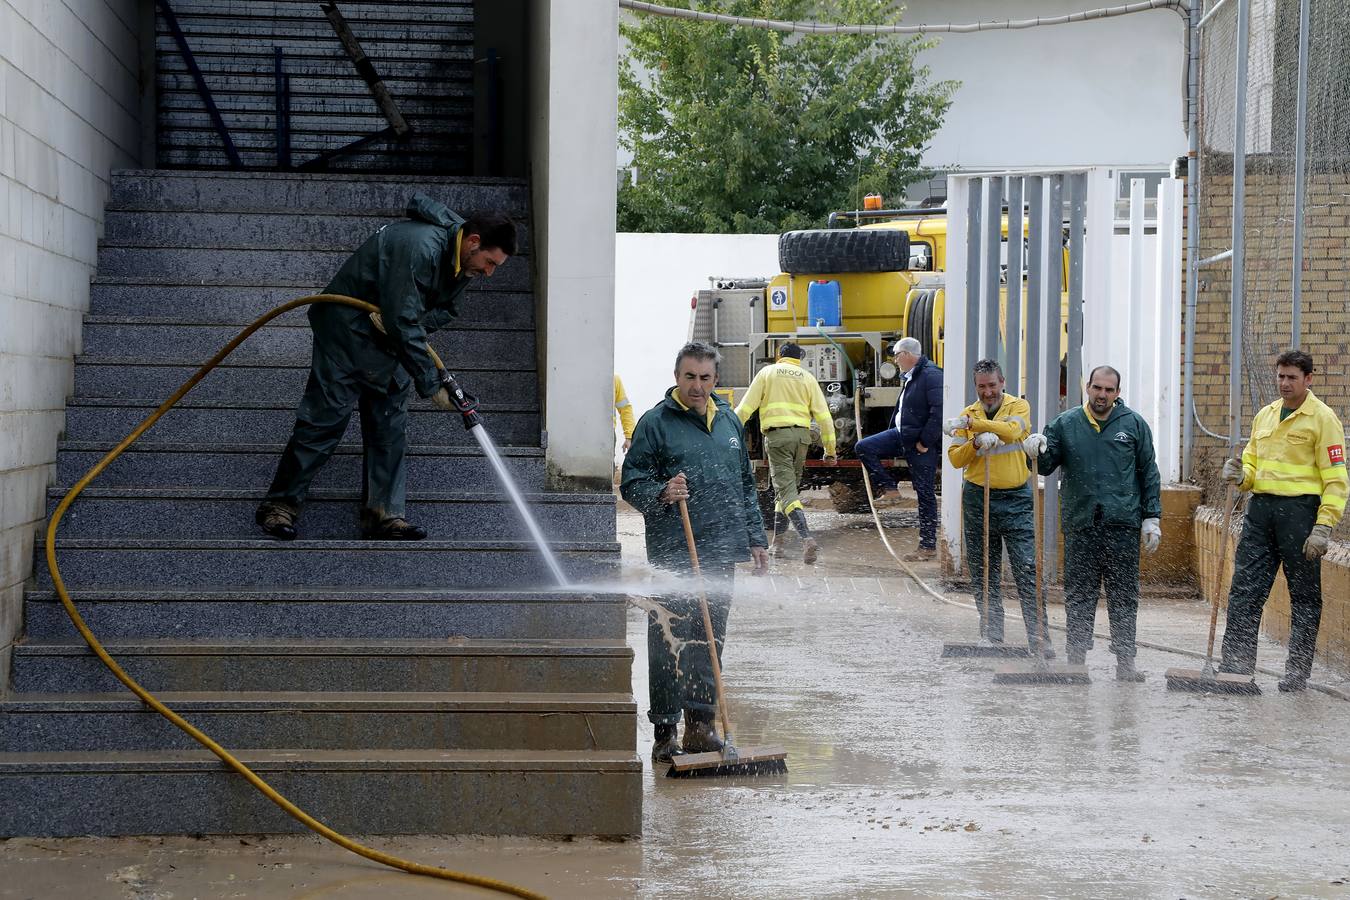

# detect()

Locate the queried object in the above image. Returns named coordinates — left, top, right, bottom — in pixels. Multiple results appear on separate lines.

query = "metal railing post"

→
left=1230, top=0, right=1251, bottom=456
left=1291, top=0, right=1310, bottom=347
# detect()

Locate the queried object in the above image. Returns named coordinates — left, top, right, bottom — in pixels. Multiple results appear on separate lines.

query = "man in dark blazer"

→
left=856, top=337, right=943, bottom=560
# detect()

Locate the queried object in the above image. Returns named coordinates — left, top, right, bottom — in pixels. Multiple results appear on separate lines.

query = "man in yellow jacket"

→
left=614, top=374, right=636, bottom=452
left=1219, top=350, right=1347, bottom=691
left=736, top=343, right=837, bottom=564
left=945, top=358, right=1050, bottom=654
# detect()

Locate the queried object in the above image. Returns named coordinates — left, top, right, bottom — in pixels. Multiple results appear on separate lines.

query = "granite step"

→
left=48, top=488, right=615, bottom=541
left=78, top=318, right=536, bottom=368
left=109, top=169, right=529, bottom=215
left=54, top=442, right=548, bottom=491
left=0, top=748, right=642, bottom=837
left=94, top=246, right=531, bottom=289
left=22, top=589, right=627, bottom=641
left=0, top=691, right=635, bottom=753
left=9, top=638, right=633, bottom=694
left=72, top=360, right=538, bottom=405
left=88, top=283, right=534, bottom=327
left=60, top=399, right=542, bottom=448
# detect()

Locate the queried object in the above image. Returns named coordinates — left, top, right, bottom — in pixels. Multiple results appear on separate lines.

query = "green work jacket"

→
left=1037, top=399, right=1162, bottom=533
left=310, top=193, right=472, bottom=397
left=621, top=389, right=768, bottom=570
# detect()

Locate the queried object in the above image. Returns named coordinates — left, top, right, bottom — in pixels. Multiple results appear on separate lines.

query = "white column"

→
left=1154, top=178, right=1184, bottom=481
left=940, top=176, right=971, bottom=570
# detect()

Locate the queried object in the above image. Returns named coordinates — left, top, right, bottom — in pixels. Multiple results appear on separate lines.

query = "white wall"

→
left=905, top=0, right=1188, bottom=171
left=613, top=233, right=780, bottom=443
left=530, top=0, right=620, bottom=489
left=0, top=0, right=141, bottom=678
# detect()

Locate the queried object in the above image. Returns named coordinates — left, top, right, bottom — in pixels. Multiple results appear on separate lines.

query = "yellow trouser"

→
left=765, top=425, right=809, bottom=516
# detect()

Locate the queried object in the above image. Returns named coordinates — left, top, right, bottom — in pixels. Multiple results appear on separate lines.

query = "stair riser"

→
left=73, top=364, right=538, bottom=405
left=0, top=768, right=641, bottom=837
left=103, top=211, right=534, bottom=255
left=10, top=652, right=631, bottom=694
left=55, top=449, right=547, bottom=491
left=62, top=406, right=541, bottom=448
left=96, top=247, right=531, bottom=290
left=110, top=175, right=531, bottom=215
left=24, top=597, right=626, bottom=641
left=0, top=709, right=633, bottom=753
left=50, top=496, right=614, bottom=541
left=89, top=284, right=535, bottom=327
left=79, top=323, right=536, bottom=369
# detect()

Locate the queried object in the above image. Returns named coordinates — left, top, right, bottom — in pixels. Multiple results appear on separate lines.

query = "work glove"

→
left=1221, top=457, right=1245, bottom=486
left=943, top=415, right=970, bottom=436
left=1141, top=518, right=1162, bottom=554
left=1303, top=524, right=1332, bottom=560
left=430, top=387, right=456, bottom=411
left=974, top=432, right=1001, bottom=453
left=1023, top=433, right=1048, bottom=457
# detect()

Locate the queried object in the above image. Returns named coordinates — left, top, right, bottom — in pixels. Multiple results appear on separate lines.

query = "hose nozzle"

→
left=439, top=370, right=484, bottom=430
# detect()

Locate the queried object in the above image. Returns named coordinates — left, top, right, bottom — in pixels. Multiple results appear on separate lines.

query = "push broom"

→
left=668, top=499, right=788, bottom=777
left=1164, top=485, right=1260, bottom=694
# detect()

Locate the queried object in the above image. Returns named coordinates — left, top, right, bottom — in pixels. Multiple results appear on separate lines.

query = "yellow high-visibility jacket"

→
left=947, top=393, right=1032, bottom=489
left=735, top=358, right=836, bottom=456
left=614, top=375, right=635, bottom=439
left=1239, top=390, right=1348, bottom=527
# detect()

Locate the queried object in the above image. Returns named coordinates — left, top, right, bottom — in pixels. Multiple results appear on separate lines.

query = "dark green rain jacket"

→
left=310, top=193, right=472, bottom=397
left=621, top=389, right=768, bottom=569
left=1037, top=399, right=1163, bottom=532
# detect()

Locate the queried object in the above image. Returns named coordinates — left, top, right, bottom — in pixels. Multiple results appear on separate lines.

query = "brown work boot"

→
left=362, top=516, right=428, bottom=541
left=902, top=547, right=936, bottom=562
left=681, top=709, right=725, bottom=754
left=255, top=501, right=298, bottom=541
left=802, top=537, right=819, bottom=565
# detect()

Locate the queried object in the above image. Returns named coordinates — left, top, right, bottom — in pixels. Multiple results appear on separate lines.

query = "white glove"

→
left=1141, top=518, right=1162, bottom=554
left=974, top=432, right=1001, bottom=452
left=943, top=415, right=970, bottom=436
left=1304, top=524, right=1331, bottom=560
left=1023, top=433, right=1048, bottom=456
left=430, top=387, right=456, bottom=411
left=1221, top=457, right=1245, bottom=486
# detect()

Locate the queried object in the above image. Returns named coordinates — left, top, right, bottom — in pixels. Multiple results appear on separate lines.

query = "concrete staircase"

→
left=0, top=170, right=639, bottom=838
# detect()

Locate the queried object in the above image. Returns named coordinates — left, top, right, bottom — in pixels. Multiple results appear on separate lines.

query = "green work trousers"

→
left=265, top=343, right=411, bottom=519
left=764, top=425, right=810, bottom=515
left=646, top=564, right=733, bottom=725
left=962, top=481, right=1048, bottom=649
left=1220, top=493, right=1322, bottom=680
left=1063, top=520, right=1141, bottom=659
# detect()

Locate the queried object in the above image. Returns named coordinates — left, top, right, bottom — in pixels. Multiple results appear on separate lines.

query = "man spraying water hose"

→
left=735, top=342, right=837, bottom=564
left=945, top=358, right=1050, bottom=654
left=256, top=195, right=516, bottom=541
left=621, top=342, right=769, bottom=764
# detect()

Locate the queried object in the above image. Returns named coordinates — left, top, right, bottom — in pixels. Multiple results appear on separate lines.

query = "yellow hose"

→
left=46, top=293, right=546, bottom=900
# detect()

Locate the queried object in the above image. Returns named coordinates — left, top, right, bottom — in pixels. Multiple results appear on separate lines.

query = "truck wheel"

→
left=779, top=229, right=910, bottom=274
left=906, top=290, right=936, bottom=359
left=828, top=481, right=873, bottom=515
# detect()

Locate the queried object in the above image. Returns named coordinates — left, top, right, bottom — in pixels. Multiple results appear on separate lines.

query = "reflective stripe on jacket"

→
left=735, top=358, right=837, bottom=456
left=947, top=393, right=1032, bottom=489
left=1240, top=391, right=1348, bottom=527
left=614, top=375, right=635, bottom=439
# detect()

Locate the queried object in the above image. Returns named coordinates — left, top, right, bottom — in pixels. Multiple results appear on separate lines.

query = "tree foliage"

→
left=618, top=0, right=957, bottom=233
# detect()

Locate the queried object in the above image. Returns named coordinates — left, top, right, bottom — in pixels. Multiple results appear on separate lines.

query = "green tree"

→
left=618, top=0, right=957, bottom=233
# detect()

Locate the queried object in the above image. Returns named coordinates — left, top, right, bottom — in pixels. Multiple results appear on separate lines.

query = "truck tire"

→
left=779, top=229, right=910, bottom=274
left=906, top=289, right=936, bottom=359
left=828, top=481, right=873, bottom=515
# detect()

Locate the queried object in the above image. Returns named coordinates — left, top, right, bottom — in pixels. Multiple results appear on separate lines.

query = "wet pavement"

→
left=4, top=505, right=1350, bottom=899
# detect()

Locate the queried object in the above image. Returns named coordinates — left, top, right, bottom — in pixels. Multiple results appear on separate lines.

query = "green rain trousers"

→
left=646, top=563, right=733, bottom=725
left=962, top=482, right=1049, bottom=649
left=1063, top=519, right=1141, bottom=659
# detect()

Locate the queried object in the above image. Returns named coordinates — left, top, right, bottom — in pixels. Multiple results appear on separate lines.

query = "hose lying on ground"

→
left=47, top=294, right=546, bottom=900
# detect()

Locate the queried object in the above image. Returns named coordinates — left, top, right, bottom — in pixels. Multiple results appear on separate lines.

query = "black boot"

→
left=1115, top=655, right=1146, bottom=682
left=652, top=723, right=681, bottom=763
left=1278, top=674, right=1308, bottom=693
left=681, top=709, right=725, bottom=754
left=255, top=501, right=298, bottom=541
left=1067, top=645, right=1087, bottom=666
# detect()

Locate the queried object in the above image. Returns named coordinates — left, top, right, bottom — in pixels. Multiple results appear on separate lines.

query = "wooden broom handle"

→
left=677, top=499, right=734, bottom=742
left=1205, top=486, right=1236, bottom=663
left=982, top=455, right=991, bottom=633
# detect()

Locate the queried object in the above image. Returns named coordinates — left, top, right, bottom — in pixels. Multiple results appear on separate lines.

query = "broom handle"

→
left=982, top=455, right=991, bottom=634
left=1032, top=452, right=1045, bottom=652
left=1205, top=485, right=1236, bottom=664
left=677, top=499, right=734, bottom=743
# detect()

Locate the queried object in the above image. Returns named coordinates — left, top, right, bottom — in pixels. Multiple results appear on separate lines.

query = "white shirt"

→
left=893, top=363, right=917, bottom=431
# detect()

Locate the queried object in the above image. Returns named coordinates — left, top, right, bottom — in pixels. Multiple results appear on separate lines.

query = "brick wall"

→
left=0, top=0, right=141, bottom=683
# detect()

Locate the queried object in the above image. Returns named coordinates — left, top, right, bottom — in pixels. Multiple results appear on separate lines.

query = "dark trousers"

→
left=1220, top=493, right=1322, bottom=680
left=265, top=344, right=411, bottom=519
left=1063, top=521, right=1141, bottom=658
left=646, top=564, right=733, bottom=725
left=962, top=482, right=1049, bottom=649
left=855, top=430, right=938, bottom=550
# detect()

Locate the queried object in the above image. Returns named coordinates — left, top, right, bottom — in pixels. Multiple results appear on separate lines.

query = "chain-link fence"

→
left=1191, top=0, right=1350, bottom=674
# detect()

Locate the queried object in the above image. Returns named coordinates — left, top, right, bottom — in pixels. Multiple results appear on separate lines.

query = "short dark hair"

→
left=462, top=212, right=518, bottom=256
left=1276, top=349, right=1314, bottom=375
left=779, top=342, right=804, bottom=359
left=675, top=341, right=721, bottom=375
left=1088, top=365, right=1121, bottom=389
left=972, top=358, right=1004, bottom=380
